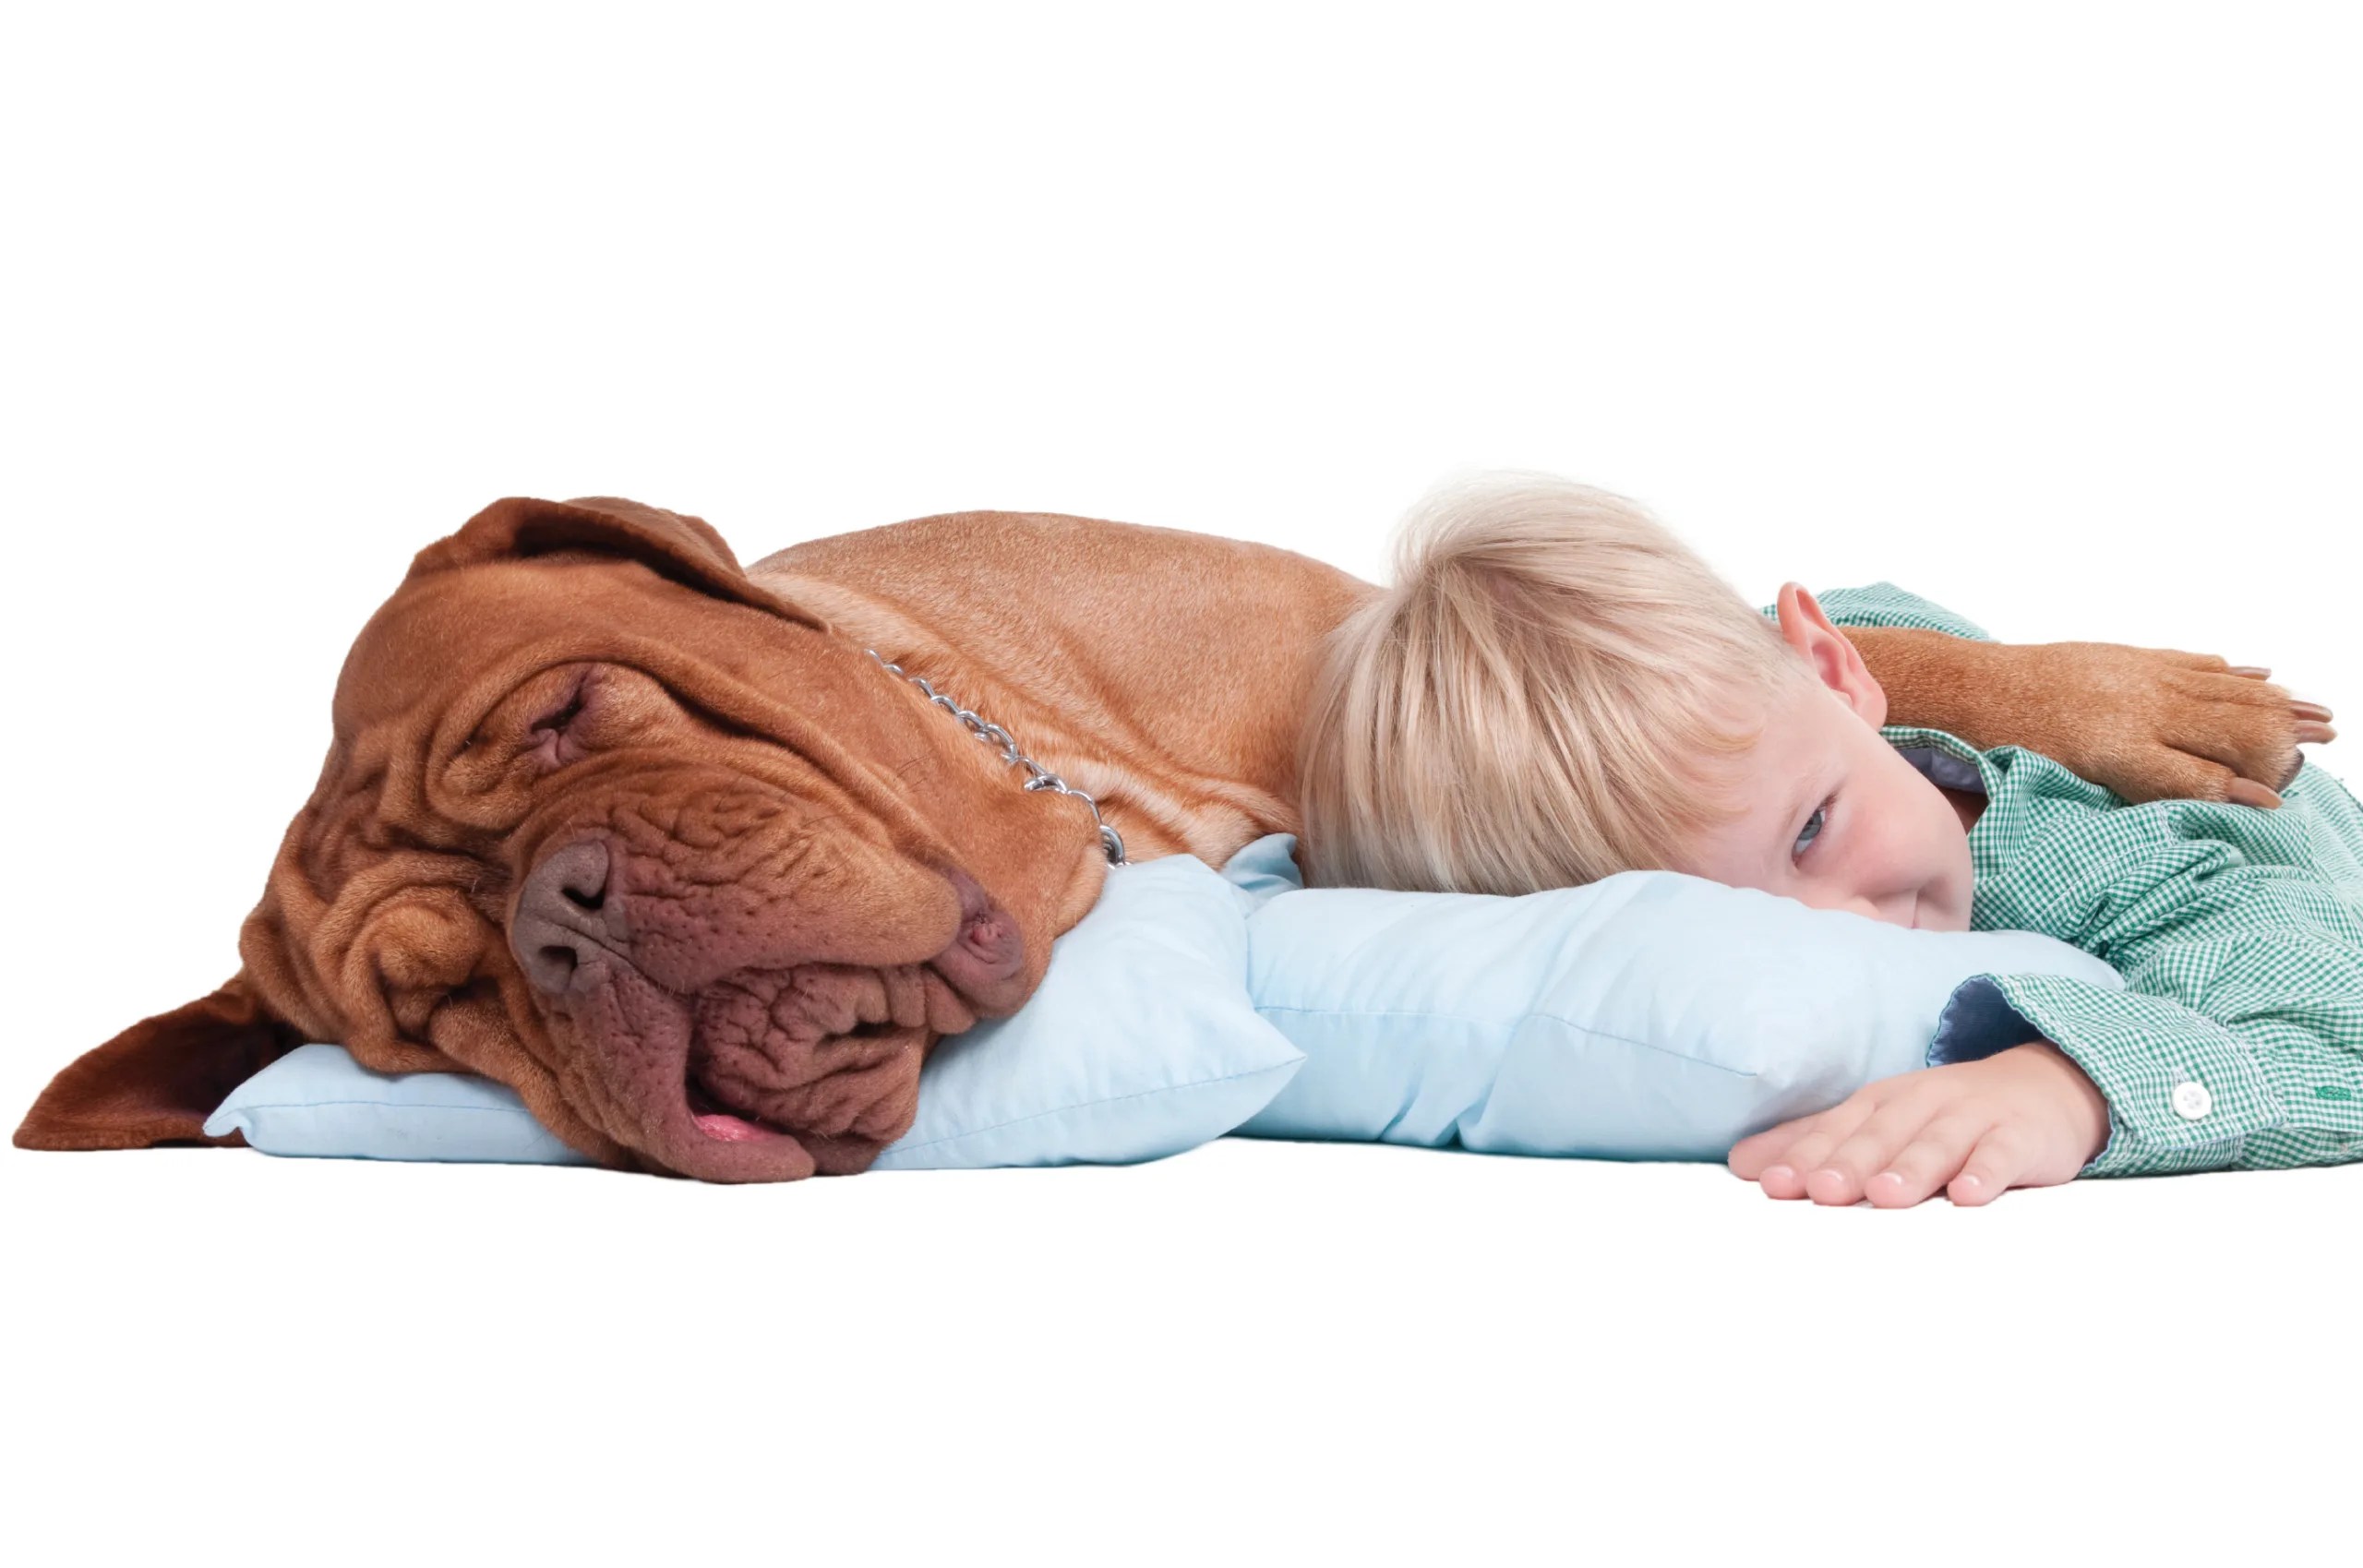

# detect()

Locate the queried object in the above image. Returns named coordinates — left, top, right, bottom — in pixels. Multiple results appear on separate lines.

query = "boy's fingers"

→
left=1752, top=1121, right=1863, bottom=1199
left=1948, top=1172, right=2001, bottom=1205
left=1948, top=1127, right=2037, bottom=1206
left=1729, top=1100, right=1871, bottom=1190
left=1729, top=1099, right=1866, bottom=1179
left=1805, top=1107, right=1937, bottom=1205
left=1727, top=1128, right=1795, bottom=1179
left=1729, top=1129, right=1795, bottom=1176
left=1865, top=1115, right=1993, bottom=1207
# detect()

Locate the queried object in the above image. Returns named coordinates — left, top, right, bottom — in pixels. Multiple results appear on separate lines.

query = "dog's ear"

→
left=14, top=973, right=306, bottom=1151
left=18, top=819, right=354, bottom=1153
left=408, top=496, right=832, bottom=632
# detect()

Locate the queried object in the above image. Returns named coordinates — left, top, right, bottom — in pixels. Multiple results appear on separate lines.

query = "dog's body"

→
left=16, top=497, right=2322, bottom=1181
left=742, top=510, right=1372, bottom=870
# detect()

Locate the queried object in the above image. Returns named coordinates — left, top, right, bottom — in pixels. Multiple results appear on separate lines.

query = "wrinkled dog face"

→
left=126, top=497, right=1052, bottom=1181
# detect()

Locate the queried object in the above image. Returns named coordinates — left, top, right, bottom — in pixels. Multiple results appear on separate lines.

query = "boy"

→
left=1297, top=472, right=2352, bottom=1206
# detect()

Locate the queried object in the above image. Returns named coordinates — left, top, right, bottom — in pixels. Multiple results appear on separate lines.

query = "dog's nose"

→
left=511, top=838, right=623, bottom=996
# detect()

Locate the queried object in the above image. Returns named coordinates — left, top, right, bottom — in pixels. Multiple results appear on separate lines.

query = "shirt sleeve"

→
left=1926, top=767, right=2363, bottom=1178
left=1757, top=581, right=1997, bottom=643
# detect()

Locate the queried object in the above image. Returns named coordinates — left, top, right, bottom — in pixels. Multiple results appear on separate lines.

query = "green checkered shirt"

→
left=1766, top=583, right=2363, bottom=1179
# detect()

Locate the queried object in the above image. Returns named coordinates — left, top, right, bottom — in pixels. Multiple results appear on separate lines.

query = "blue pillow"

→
left=1219, top=834, right=2124, bottom=1160
left=202, top=1043, right=595, bottom=1164
left=203, top=851, right=1305, bottom=1170
left=207, top=832, right=2129, bottom=1173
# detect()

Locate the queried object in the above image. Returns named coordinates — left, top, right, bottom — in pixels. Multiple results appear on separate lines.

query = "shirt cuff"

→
left=1925, top=974, right=2284, bottom=1178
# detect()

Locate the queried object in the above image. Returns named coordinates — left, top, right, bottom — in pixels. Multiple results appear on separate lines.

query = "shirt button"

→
left=2172, top=1081, right=2213, bottom=1119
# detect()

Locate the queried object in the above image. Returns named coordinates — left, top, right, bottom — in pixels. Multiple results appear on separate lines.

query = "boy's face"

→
left=1667, top=584, right=1976, bottom=932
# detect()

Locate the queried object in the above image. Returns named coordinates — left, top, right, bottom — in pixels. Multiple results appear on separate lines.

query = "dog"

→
left=14, top=496, right=2323, bottom=1181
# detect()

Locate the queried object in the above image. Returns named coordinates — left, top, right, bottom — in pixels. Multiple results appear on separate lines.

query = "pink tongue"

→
left=693, top=1109, right=776, bottom=1143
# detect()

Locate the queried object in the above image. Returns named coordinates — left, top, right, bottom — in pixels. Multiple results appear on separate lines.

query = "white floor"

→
left=8, top=1134, right=2353, bottom=1562
left=9, top=6, right=2357, bottom=1562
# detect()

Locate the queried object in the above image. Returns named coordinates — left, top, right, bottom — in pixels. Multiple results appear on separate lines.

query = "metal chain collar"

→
left=867, top=647, right=1128, bottom=867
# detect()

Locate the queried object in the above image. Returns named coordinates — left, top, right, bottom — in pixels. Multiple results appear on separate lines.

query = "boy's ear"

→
left=1775, top=581, right=1888, bottom=727
left=13, top=974, right=306, bottom=1151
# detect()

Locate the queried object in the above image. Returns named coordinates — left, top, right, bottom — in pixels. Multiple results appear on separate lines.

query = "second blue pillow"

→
left=1222, top=833, right=2124, bottom=1159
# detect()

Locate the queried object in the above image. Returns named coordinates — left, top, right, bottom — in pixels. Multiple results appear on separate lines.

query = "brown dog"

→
left=13, top=496, right=2324, bottom=1181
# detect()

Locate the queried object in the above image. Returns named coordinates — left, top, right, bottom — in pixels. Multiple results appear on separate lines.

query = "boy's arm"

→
left=1767, top=582, right=2318, bottom=808
left=1926, top=766, right=2363, bottom=1177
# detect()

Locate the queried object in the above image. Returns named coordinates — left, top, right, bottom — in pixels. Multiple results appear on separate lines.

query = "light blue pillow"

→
left=202, top=1044, right=596, bottom=1164
left=207, top=832, right=2129, bottom=1173
left=203, top=851, right=1305, bottom=1170
left=1220, top=833, right=2124, bottom=1160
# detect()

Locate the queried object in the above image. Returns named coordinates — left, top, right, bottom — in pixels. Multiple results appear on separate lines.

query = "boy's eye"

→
left=1794, top=794, right=1835, bottom=860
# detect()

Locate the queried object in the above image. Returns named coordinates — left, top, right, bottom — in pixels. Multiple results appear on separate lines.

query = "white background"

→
left=5, top=3, right=2357, bottom=1562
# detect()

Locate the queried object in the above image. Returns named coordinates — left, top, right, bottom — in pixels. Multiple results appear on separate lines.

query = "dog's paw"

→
left=1997, top=643, right=2334, bottom=808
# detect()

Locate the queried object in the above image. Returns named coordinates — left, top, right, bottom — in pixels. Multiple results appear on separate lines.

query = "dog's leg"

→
left=1847, top=626, right=2334, bottom=808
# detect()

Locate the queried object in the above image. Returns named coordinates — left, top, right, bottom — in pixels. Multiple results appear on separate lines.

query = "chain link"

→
left=867, top=648, right=1128, bottom=867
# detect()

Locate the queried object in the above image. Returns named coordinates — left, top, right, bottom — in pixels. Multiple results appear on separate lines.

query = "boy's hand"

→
left=1725, top=1040, right=2111, bottom=1207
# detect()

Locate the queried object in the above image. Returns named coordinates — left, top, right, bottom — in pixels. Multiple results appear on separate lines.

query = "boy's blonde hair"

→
left=1296, top=470, right=1823, bottom=894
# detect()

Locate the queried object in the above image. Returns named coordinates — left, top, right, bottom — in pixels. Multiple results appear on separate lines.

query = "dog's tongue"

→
left=685, top=1077, right=788, bottom=1143
left=693, top=1110, right=774, bottom=1143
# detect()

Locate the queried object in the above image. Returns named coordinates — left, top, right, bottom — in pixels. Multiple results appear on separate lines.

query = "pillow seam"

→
left=1249, top=1004, right=1761, bottom=1077
left=879, top=1059, right=1299, bottom=1155
left=214, top=1100, right=545, bottom=1117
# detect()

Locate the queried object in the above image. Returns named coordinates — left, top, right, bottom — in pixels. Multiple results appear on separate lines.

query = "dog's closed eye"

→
left=535, top=689, right=588, bottom=736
